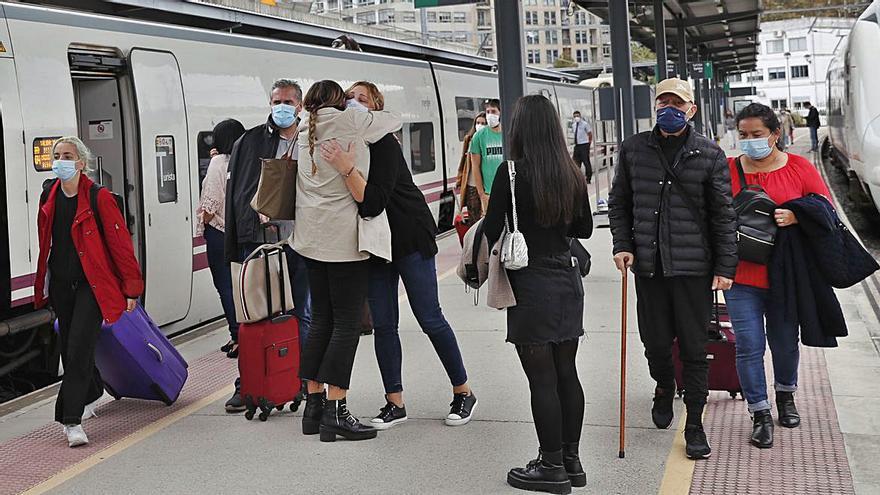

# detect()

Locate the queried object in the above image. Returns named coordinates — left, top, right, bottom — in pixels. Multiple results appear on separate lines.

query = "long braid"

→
left=308, top=112, right=318, bottom=175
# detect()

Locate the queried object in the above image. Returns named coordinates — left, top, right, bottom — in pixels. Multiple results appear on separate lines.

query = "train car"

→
left=0, top=2, right=592, bottom=397
left=825, top=0, right=880, bottom=211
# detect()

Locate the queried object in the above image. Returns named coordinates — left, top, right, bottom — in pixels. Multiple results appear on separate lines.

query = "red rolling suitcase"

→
left=673, top=294, right=741, bottom=399
left=237, top=245, right=301, bottom=422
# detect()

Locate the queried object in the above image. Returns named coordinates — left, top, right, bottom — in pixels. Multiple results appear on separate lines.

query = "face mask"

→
left=574, top=117, right=581, bottom=123
left=486, top=113, right=501, bottom=128
left=346, top=99, right=369, bottom=113
left=475, top=124, right=487, bottom=133
left=52, top=159, right=79, bottom=182
left=271, top=103, right=297, bottom=128
left=740, top=137, right=775, bottom=160
left=656, top=106, right=690, bottom=134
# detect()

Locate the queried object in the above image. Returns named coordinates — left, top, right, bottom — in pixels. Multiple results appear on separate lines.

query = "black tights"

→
left=516, top=339, right=585, bottom=453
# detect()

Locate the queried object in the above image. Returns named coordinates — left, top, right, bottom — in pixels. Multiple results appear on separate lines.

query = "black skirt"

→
left=506, top=253, right=585, bottom=345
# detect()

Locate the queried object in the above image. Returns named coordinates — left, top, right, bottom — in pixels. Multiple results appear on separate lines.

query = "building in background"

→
left=728, top=17, right=854, bottom=122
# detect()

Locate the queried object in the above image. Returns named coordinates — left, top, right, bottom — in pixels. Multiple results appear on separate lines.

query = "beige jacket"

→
left=457, top=218, right=516, bottom=309
left=292, top=108, right=401, bottom=262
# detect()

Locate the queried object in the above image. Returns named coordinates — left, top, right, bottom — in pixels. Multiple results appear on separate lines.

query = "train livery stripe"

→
left=11, top=274, right=35, bottom=291
left=11, top=295, right=34, bottom=307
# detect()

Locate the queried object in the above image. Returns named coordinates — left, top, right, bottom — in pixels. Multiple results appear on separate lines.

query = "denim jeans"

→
left=204, top=225, right=238, bottom=341
left=368, top=252, right=468, bottom=394
left=809, top=126, right=819, bottom=150
left=724, top=283, right=799, bottom=413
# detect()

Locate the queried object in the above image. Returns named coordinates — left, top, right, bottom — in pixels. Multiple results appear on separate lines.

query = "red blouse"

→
left=727, top=153, right=832, bottom=289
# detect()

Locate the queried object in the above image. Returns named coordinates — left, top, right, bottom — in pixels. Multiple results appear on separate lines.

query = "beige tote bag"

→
left=231, top=243, right=294, bottom=323
left=250, top=143, right=297, bottom=220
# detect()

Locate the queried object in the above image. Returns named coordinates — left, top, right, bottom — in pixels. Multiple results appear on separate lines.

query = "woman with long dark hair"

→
left=484, top=95, right=593, bottom=494
left=197, top=119, right=245, bottom=358
left=457, top=111, right=487, bottom=224
left=293, top=80, right=400, bottom=442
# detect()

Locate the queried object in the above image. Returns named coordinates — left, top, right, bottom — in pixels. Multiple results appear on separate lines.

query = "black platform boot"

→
left=562, top=442, right=586, bottom=488
left=301, top=391, right=325, bottom=435
left=776, top=392, right=801, bottom=428
left=507, top=449, right=572, bottom=494
left=750, top=409, right=774, bottom=448
left=319, top=398, right=377, bottom=442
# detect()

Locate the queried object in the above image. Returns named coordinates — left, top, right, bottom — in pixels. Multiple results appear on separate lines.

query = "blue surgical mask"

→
left=346, top=99, right=369, bottom=113
left=271, top=103, right=298, bottom=128
left=52, top=160, right=79, bottom=181
left=656, top=107, right=689, bottom=134
left=740, top=137, right=774, bottom=160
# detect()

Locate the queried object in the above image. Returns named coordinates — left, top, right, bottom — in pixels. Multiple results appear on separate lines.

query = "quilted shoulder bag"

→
left=501, top=160, right=529, bottom=270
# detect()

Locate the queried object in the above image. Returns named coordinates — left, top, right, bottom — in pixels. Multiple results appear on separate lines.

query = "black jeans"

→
left=299, top=258, right=369, bottom=390
left=573, top=143, right=592, bottom=182
left=50, top=280, right=105, bottom=425
left=634, top=274, right=713, bottom=413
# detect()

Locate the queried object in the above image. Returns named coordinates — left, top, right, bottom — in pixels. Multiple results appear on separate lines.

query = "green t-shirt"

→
left=468, top=127, right=504, bottom=194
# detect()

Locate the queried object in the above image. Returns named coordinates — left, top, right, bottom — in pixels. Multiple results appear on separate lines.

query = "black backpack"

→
left=40, top=178, right=125, bottom=234
left=732, top=158, right=778, bottom=264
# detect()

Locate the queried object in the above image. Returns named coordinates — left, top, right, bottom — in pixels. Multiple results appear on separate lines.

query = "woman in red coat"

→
left=33, top=137, right=143, bottom=447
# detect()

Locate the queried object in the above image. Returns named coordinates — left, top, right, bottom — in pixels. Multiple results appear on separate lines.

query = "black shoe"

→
left=446, top=391, right=477, bottom=426
left=360, top=328, right=373, bottom=336
left=507, top=450, right=572, bottom=494
left=225, top=384, right=245, bottom=413
left=651, top=386, right=674, bottom=429
left=370, top=401, right=408, bottom=430
left=776, top=392, right=801, bottom=428
left=226, top=343, right=239, bottom=359
left=562, top=442, right=586, bottom=488
left=684, top=424, right=712, bottom=459
left=220, top=339, right=234, bottom=353
left=302, top=391, right=325, bottom=435
left=319, top=398, right=377, bottom=442
left=751, top=409, right=774, bottom=448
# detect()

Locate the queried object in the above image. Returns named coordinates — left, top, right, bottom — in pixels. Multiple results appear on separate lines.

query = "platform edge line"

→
left=657, top=415, right=694, bottom=495
left=20, top=384, right=235, bottom=495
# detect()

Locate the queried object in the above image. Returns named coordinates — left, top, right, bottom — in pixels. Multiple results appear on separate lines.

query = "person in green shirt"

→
left=468, top=98, right=504, bottom=216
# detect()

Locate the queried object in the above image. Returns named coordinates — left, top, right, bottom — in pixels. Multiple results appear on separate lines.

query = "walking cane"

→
left=618, top=268, right=628, bottom=459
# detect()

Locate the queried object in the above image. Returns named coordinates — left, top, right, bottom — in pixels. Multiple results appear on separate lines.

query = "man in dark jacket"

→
left=805, top=101, right=821, bottom=152
left=609, top=78, right=737, bottom=460
left=223, top=78, right=311, bottom=412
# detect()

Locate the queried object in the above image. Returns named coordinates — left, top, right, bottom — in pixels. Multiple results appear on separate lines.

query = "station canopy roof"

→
left=574, top=0, right=762, bottom=75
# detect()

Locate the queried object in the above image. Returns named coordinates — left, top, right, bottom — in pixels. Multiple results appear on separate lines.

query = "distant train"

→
left=826, top=0, right=880, bottom=212
left=0, top=2, right=592, bottom=386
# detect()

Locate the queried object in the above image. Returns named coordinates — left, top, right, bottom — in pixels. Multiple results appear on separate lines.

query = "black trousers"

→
left=634, top=274, right=712, bottom=412
left=299, top=258, right=369, bottom=390
left=573, top=143, right=592, bottom=182
left=50, top=280, right=105, bottom=425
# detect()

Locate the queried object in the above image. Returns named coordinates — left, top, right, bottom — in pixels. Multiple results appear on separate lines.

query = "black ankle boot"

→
left=751, top=409, right=774, bottom=448
left=319, top=398, right=377, bottom=442
left=507, top=449, right=572, bottom=494
left=651, top=386, right=675, bottom=429
left=561, top=442, right=586, bottom=487
left=301, top=392, right=324, bottom=435
left=776, top=392, right=800, bottom=428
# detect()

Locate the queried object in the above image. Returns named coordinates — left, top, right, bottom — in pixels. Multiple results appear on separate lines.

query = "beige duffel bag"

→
left=231, top=242, right=294, bottom=323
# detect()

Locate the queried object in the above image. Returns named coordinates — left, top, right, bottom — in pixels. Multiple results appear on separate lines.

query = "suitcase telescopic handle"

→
left=146, top=342, right=163, bottom=362
left=262, top=248, right=291, bottom=323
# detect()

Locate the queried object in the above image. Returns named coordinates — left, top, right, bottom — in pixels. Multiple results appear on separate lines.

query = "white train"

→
left=0, top=1, right=592, bottom=379
left=825, top=0, right=880, bottom=212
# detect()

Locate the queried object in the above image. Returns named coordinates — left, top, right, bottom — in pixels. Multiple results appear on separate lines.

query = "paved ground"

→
left=0, top=127, right=876, bottom=495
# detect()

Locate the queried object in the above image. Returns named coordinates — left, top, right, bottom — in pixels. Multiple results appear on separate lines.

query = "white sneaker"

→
left=64, top=424, right=89, bottom=448
left=82, top=399, right=100, bottom=421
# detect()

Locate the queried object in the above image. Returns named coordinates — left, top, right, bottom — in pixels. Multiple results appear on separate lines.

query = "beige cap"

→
left=655, top=78, right=694, bottom=103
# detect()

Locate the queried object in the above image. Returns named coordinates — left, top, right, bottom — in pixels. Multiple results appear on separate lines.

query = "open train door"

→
left=129, top=49, right=192, bottom=326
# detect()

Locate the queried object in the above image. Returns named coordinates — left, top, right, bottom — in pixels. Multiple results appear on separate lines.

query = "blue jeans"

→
left=724, top=284, right=799, bottom=413
left=204, top=225, right=238, bottom=341
left=369, top=252, right=468, bottom=394
left=810, top=126, right=819, bottom=150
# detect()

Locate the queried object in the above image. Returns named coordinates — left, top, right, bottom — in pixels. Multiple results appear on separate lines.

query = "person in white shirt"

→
left=571, top=111, right=593, bottom=183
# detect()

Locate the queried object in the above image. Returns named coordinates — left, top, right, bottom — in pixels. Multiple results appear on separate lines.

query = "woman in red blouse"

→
left=726, top=103, right=831, bottom=449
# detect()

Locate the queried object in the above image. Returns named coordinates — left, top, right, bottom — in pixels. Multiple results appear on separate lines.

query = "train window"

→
left=155, top=135, right=178, bottom=204
left=33, top=137, right=62, bottom=172
left=196, top=131, right=214, bottom=192
left=407, top=122, right=435, bottom=175
left=455, top=96, right=491, bottom=141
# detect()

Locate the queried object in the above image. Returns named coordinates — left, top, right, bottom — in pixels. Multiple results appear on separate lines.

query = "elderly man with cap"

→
left=608, top=78, right=737, bottom=460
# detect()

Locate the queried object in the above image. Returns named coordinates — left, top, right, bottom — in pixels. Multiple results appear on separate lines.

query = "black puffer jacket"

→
left=608, top=126, right=737, bottom=278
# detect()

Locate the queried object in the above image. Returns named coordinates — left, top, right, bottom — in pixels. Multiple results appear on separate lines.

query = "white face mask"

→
left=346, top=98, right=369, bottom=113
left=574, top=116, right=581, bottom=123
left=475, top=124, right=487, bottom=133
left=486, top=113, right=501, bottom=128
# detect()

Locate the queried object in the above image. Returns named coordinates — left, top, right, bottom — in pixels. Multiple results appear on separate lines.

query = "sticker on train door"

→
left=155, top=135, right=177, bottom=204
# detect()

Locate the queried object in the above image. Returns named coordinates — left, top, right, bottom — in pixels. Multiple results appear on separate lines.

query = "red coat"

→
left=34, top=175, right=144, bottom=323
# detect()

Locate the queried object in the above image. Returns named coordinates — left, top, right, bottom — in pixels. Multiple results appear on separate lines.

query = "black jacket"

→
left=806, top=107, right=820, bottom=128
left=224, top=116, right=285, bottom=263
left=609, top=126, right=738, bottom=278
left=769, top=195, right=847, bottom=347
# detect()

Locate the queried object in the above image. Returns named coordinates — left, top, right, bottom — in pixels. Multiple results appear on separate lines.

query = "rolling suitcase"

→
left=94, top=304, right=189, bottom=405
left=237, top=244, right=301, bottom=422
left=672, top=294, right=741, bottom=399
left=455, top=212, right=470, bottom=247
